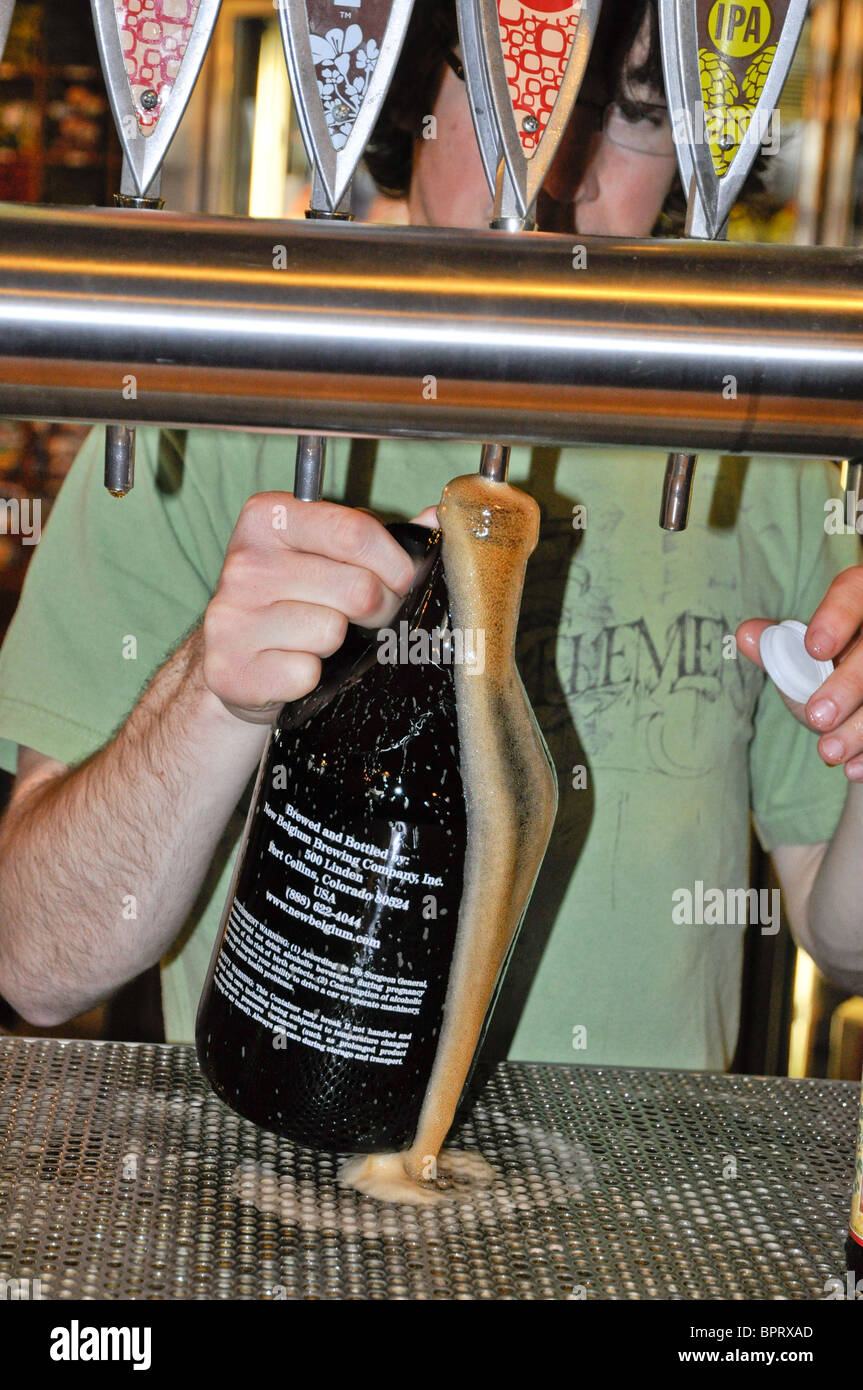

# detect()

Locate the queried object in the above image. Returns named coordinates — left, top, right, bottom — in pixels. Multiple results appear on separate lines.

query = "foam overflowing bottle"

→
left=197, top=477, right=557, bottom=1200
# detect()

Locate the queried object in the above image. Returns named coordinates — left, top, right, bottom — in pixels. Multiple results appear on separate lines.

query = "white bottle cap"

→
left=759, top=620, right=834, bottom=705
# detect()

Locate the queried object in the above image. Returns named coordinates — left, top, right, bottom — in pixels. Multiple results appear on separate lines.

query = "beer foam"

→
left=338, top=1149, right=495, bottom=1206
left=340, top=474, right=558, bottom=1202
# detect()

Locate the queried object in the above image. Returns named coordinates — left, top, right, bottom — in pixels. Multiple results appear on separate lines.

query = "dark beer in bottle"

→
left=196, top=524, right=467, bottom=1152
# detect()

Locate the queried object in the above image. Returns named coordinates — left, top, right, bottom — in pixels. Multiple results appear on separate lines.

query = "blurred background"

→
left=0, top=0, right=861, bottom=1079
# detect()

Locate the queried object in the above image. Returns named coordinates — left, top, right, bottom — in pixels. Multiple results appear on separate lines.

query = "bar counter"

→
left=0, top=1037, right=854, bottom=1301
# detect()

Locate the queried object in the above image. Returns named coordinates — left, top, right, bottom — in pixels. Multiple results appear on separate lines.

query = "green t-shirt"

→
left=0, top=427, right=855, bottom=1067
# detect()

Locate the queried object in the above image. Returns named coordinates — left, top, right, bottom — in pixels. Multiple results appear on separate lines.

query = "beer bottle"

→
left=196, top=523, right=468, bottom=1152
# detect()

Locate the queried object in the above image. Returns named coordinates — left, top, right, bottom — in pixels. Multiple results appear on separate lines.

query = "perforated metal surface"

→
left=0, top=1038, right=856, bottom=1300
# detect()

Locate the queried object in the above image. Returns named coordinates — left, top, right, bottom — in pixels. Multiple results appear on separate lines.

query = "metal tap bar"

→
left=1, top=204, right=863, bottom=457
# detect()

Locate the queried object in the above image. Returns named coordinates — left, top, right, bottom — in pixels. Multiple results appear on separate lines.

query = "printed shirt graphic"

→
left=0, top=429, right=855, bottom=1068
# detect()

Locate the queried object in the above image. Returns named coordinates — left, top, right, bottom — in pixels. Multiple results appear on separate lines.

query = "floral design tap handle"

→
left=312, top=23, right=379, bottom=152
left=278, top=0, right=414, bottom=213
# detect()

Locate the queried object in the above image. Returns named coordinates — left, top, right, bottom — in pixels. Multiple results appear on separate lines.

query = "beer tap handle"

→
left=91, top=0, right=222, bottom=199
left=0, top=1, right=15, bottom=63
left=662, top=0, right=808, bottom=243
left=91, top=0, right=223, bottom=496
left=457, top=0, right=602, bottom=485
left=479, top=444, right=510, bottom=483
left=659, top=452, right=697, bottom=531
left=659, top=175, right=701, bottom=532
left=843, top=458, right=863, bottom=529
left=277, top=0, right=415, bottom=504
left=294, top=436, right=328, bottom=504
left=656, top=0, right=808, bottom=530
left=458, top=0, right=602, bottom=228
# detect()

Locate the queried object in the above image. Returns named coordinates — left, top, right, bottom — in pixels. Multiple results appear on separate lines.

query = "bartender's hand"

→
left=203, top=493, right=438, bottom=724
left=737, top=566, right=863, bottom=779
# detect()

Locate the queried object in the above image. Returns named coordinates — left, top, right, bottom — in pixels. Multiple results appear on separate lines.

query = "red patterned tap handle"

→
left=497, top=0, right=581, bottom=156
left=114, top=0, right=202, bottom=134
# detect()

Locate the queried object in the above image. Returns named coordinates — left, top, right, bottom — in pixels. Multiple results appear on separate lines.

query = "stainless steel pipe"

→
left=0, top=202, right=862, bottom=457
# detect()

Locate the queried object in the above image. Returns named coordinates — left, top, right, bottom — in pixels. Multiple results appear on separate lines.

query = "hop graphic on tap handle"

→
left=742, top=42, right=777, bottom=103
left=661, top=0, right=807, bottom=240
left=698, top=46, right=737, bottom=109
left=697, top=39, right=778, bottom=178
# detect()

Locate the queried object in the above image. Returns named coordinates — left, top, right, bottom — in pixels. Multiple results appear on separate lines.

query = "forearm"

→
left=806, top=782, right=863, bottom=992
left=0, top=629, right=269, bottom=1026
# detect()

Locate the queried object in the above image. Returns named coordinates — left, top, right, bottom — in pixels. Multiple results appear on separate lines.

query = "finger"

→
left=205, top=601, right=348, bottom=682
left=357, top=502, right=439, bottom=530
left=806, top=566, right=863, bottom=660
left=736, top=618, right=813, bottom=724
left=237, top=494, right=416, bottom=596
left=228, top=649, right=323, bottom=713
left=203, top=643, right=323, bottom=717
left=815, top=704, right=863, bottom=767
left=844, top=753, right=863, bottom=782
left=220, top=548, right=406, bottom=629
left=243, top=601, right=350, bottom=660
left=805, top=634, right=863, bottom=734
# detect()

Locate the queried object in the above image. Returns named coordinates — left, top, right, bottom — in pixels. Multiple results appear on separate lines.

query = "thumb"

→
left=736, top=618, right=775, bottom=670
left=736, top=618, right=811, bottom=723
left=410, top=505, right=440, bottom=529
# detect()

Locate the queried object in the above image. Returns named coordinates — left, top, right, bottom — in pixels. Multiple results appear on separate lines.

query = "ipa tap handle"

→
left=656, top=0, right=808, bottom=530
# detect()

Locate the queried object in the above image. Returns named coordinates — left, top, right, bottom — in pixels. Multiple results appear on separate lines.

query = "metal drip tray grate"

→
left=0, top=1038, right=856, bottom=1300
